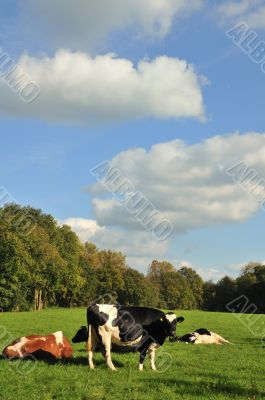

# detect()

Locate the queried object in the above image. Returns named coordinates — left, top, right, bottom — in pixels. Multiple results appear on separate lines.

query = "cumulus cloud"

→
left=0, top=50, right=206, bottom=124
left=62, top=217, right=169, bottom=271
left=215, top=0, right=265, bottom=29
left=61, top=218, right=262, bottom=278
left=20, top=0, right=204, bottom=49
left=62, top=218, right=104, bottom=242
left=88, top=132, right=265, bottom=233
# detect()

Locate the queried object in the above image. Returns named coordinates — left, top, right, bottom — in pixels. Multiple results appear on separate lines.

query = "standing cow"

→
left=86, top=304, right=184, bottom=371
left=72, top=326, right=137, bottom=353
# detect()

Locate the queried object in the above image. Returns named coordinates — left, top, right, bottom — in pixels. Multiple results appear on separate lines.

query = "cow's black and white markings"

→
left=72, top=326, right=137, bottom=353
left=175, top=328, right=230, bottom=344
left=86, top=304, right=184, bottom=371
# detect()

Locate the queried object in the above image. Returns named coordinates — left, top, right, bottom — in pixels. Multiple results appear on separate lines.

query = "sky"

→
left=1, top=0, right=265, bottom=281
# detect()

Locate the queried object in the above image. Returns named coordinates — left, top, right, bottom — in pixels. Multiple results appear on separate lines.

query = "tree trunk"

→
left=34, top=289, right=43, bottom=311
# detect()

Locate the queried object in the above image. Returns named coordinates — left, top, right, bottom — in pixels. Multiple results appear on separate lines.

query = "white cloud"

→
left=216, top=1, right=265, bottom=29
left=162, top=260, right=236, bottom=282
left=197, top=261, right=265, bottom=282
left=62, top=217, right=104, bottom=242
left=61, top=218, right=263, bottom=278
left=0, top=50, right=206, bottom=124
left=178, top=262, right=241, bottom=282
left=20, top=0, right=203, bottom=49
left=89, top=132, right=265, bottom=233
left=62, top=217, right=168, bottom=271
left=196, top=267, right=225, bottom=282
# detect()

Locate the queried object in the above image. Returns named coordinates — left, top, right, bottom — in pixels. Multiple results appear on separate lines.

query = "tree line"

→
left=0, top=204, right=264, bottom=313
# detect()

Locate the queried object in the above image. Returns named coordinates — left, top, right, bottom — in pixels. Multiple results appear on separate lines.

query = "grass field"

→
left=0, top=308, right=264, bottom=400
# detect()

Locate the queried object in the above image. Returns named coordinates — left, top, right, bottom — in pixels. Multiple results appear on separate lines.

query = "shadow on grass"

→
left=141, top=377, right=264, bottom=397
left=61, top=357, right=125, bottom=368
left=0, top=353, right=125, bottom=368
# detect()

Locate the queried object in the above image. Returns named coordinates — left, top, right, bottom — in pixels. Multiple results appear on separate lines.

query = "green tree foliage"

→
left=202, top=281, right=216, bottom=311
left=147, top=260, right=201, bottom=309
left=147, top=260, right=175, bottom=307
left=202, top=263, right=265, bottom=313
left=236, top=263, right=265, bottom=313
left=0, top=223, right=32, bottom=311
left=0, top=205, right=85, bottom=310
left=214, top=276, right=237, bottom=312
left=118, top=268, right=148, bottom=306
left=1, top=204, right=264, bottom=313
left=178, top=266, right=204, bottom=309
left=96, top=250, right=127, bottom=301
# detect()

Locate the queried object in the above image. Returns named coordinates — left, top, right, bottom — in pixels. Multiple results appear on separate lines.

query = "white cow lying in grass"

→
left=174, top=328, right=230, bottom=344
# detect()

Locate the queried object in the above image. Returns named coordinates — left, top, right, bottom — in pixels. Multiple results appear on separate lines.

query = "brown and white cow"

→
left=2, top=331, right=73, bottom=359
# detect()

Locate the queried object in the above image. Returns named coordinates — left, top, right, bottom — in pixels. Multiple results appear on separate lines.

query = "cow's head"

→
left=72, top=326, right=88, bottom=343
left=163, top=313, right=184, bottom=340
left=174, top=333, right=197, bottom=343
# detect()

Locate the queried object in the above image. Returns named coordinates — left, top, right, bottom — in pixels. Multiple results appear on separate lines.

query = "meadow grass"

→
left=0, top=308, right=264, bottom=400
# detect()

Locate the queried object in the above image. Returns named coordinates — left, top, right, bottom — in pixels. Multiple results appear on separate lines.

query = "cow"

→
left=2, top=331, right=73, bottom=360
left=72, top=326, right=89, bottom=344
left=72, top=326, right=137, bottom=353
left=175, top=328, right=230, bottom=344
left=86, top=304, right=184, bottom=371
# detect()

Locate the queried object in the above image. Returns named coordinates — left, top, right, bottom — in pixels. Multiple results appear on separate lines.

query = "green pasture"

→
left=0, top=308, right=264, bottom=400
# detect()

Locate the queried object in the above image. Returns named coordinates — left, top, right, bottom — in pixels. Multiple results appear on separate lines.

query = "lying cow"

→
left=72, top=326, right=136, bottom=353
left=86, top=304, right=184, bottom=371
left=2, top=331, right=73, bottom=359
left=175, top=328, right=230, bottom=344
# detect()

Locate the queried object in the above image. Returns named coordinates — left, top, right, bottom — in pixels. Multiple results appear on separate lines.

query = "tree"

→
left=215, top=276, right=237, bottom=312
left=160, top=271, right=195, bottom=309
left=202, top=281, right=216, bottom=311
left=6, top=203, right=264, bottom=314
left=147, top=260, right=196, bottom=309
left=55, top=225, right=85, bottom=307
left=144, top=276, right=160, bottom=308
left=95, top=250, right=127, bottom=301
left=236, top=263, right=265, bottom=313
left=147, top=260, right=175, bottom=307
left=0, top=226, right=32, bottom=311
left=24, top=225, right=68, bottom=309
left=178, top=266, right=204, bottom=309
left=118, top=268, right=147, bottom=306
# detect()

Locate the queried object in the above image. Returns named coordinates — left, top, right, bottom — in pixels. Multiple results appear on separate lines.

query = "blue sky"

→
left=1, top=0, right=265, bottom=280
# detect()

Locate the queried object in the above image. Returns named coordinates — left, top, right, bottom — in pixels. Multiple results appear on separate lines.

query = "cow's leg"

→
left=148, top=346, right=157, bottom=371
left=99, top=328, right=116, bottom=371
left=87, top=325, right=97, bottom=369
left=139, top=347, right=148, bottom=371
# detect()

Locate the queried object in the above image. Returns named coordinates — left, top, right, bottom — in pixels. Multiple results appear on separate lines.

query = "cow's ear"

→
left=177, top=317, right=184, bottom=323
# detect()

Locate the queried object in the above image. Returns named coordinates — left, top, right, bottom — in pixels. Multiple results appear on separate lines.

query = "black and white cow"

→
left=72, top=326, right=137, bottom=353
left=86, top=304, right=184, bottom=371
left=175, top=328, right=230, bottom=344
